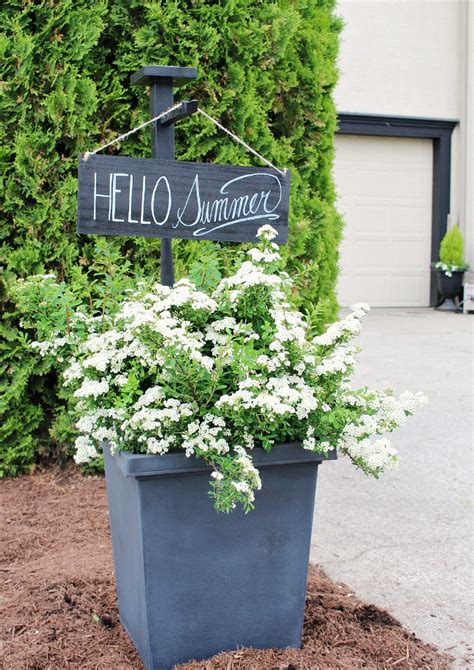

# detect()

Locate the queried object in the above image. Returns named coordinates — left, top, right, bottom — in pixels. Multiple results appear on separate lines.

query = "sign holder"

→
left=78, top=65, right=290, bottom=286
left=131, top=65, right=198, bottom=286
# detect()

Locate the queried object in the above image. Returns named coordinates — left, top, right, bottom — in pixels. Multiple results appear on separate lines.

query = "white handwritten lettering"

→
left=89, top=169, right=285, bottom=238
left=111, top=173, right=128, bottom=223
left=127, top=175, right=138, bottom=224
left=176, top=172, right=282, bottom=236
left=140, top=176, right=151, bottom=225
left=151, top=176, right=172, bottom=226
left=176, top=175, right=201, bottom=228
left=93, top=172, right=113, bottom=221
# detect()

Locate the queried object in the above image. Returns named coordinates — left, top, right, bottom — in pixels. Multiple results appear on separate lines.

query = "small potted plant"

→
left=20, top=226, right=427, bottom=670
left=434, top=224, right=469, bottom=310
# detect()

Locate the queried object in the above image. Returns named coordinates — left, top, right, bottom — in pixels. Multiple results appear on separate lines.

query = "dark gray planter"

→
left=103, top=442, right=336, bottom=670
left=435, top=269, right=464, bottom=310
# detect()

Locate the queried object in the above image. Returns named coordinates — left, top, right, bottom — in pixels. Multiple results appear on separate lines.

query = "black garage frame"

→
left=336, top=113, right=458, bottom=306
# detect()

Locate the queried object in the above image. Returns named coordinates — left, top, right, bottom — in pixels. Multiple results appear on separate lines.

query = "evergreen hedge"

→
left=0, top=0, right=342, bottom=475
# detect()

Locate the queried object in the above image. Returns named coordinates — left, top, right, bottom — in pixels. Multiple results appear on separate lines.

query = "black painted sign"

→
left=77, top=154, right=290, bottom=243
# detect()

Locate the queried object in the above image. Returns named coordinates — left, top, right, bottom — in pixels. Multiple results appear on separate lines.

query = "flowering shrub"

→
left=24, top=226, right=427, bottom=512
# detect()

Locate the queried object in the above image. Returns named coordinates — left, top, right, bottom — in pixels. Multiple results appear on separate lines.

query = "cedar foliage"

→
left=0, top=0, right=342, bottom=475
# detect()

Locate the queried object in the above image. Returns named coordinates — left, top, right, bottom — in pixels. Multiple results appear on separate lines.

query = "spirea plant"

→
left=23, top=226, right=426, bottom=512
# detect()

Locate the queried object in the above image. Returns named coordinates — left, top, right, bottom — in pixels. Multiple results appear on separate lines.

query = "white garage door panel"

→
left=392, top=275, right=427, bottom=304
left=335, top=135, right=432, bottom=307
left=338, top=273, right=391, bottom=305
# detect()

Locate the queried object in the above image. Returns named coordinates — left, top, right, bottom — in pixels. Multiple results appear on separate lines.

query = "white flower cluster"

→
left=73, top=378, right=110, bottom=399
left=217, top=375, right=318, bottom=422
left=247, top=247, right=280, bottom=264
left=28, top=224, right=427, bottom=512
left=124, top=399, right=194, bottom=442
left=230, top=445, right=262, bottom=504
left=314, top=344, right=357, bottom=376
left=336, top=390, right=428, bottom=474
left=214, top=260, right=282, bottom=307
left=74, top=407, right=126, bottom=462
left=314, top=303, right=370, bottom=346
left=182, top=414, right=231, bottom=458
left=342, top=436, right=398, bottom=473
left=257, top=224, right=278, bottom=241
left=74, top=435, right=99, bottom=463
left=31, top=337, right=68, bottom=357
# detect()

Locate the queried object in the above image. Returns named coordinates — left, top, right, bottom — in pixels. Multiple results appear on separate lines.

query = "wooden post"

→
left=131, top=66, right=198, bottom=286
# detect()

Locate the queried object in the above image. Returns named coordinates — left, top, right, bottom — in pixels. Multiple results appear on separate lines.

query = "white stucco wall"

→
left=334, top=0, right=472, bottom=270
left=462, top=2, right=473, bottom=278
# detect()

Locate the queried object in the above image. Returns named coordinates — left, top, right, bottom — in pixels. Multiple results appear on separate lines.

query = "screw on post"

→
left=131, top=66, right=198, bottom=287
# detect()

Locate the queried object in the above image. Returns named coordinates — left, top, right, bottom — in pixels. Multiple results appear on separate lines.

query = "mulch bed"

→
left=1, top=469, right=452, bottom=669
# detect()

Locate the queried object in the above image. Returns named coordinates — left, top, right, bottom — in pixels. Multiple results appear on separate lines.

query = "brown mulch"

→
left=0, top=469, right=452, bottom=670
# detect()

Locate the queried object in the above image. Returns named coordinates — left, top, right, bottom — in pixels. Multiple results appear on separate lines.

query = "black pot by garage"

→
left=102, top=442, right=336, bottom=670
left=436, top=269, right=464, bottom=310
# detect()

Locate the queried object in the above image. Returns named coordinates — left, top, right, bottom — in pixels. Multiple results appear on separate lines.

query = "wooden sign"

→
left=77, top=154, right=290, bottom=243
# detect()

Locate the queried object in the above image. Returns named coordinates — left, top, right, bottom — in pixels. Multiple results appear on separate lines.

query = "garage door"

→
left=334, top=135, right=432, bottom=307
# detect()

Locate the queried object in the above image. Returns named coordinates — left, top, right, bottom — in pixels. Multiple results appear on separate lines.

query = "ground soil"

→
left=1, top=469, right=452, bottom=670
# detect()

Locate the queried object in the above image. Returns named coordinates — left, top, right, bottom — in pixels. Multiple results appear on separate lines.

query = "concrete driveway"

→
left=311, top=308, right=473, bottom=668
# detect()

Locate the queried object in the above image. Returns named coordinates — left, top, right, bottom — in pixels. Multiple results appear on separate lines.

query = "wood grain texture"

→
left=77, top=154, right=290, bottom=244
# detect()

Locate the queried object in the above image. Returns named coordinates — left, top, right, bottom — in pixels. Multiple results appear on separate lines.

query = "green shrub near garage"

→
left=0, top=0, right=343, bottom=475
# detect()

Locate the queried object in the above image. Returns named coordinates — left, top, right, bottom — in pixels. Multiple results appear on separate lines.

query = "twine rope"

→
left=196, top=108, right=286, bottom=175
left=83, top=104, right=286, bottom=175
left=83, top=102, right=183, bottom=161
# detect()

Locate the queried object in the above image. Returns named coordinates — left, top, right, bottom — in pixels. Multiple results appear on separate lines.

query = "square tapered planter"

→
left=103, top=442, right=336, bottom=670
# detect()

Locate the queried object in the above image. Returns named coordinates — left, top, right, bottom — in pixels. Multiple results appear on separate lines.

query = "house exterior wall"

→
left=334, top=0, right=472, bottom=272
left=462, top=3, right=473, bottom=276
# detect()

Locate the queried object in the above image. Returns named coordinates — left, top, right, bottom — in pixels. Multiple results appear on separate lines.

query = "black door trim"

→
left=336, top=113, right=458, bottom=306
